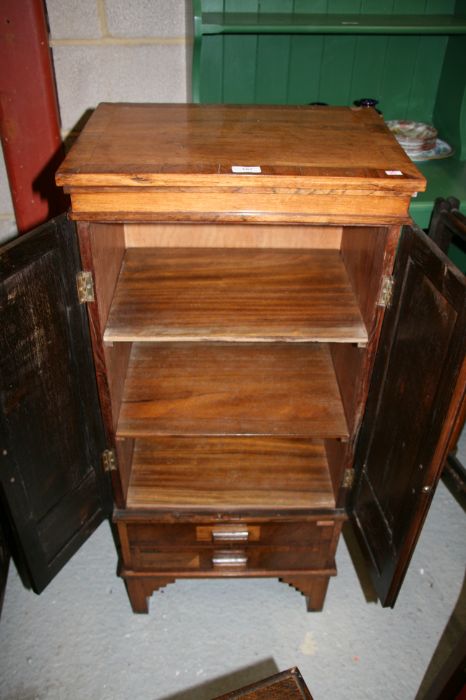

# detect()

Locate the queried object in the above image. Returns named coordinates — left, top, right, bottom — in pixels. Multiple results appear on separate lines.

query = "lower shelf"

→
left=125, top=437, right=336, bottom=510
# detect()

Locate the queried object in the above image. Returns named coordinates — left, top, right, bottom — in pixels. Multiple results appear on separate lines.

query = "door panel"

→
left=351, top=225, right=466, bottom=607
left=0, top=215, right=111, bottom=594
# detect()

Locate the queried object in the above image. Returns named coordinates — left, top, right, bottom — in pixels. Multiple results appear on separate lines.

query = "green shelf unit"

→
left=200, top=13, right=466, bottom=35
left=193, top=0, right=466, bottom=227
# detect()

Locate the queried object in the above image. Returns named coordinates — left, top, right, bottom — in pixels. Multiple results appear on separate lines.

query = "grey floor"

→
left=1, top=439, right=465, bottom=700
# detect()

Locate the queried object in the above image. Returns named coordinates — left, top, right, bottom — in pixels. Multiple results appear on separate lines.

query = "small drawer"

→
left=124, top=519, right=336, bottom=548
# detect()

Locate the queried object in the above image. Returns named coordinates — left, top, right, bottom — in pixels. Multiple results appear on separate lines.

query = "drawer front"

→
left=124, top=520, right=337, bottom=548
left=129, top=545, right=332, bottom=573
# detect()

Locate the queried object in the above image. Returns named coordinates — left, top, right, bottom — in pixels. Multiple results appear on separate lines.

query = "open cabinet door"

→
left=0, top=215, right=112, bottom=594
left=351, top=225, right=466, bottom=608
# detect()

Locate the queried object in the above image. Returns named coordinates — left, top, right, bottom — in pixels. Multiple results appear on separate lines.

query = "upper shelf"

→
left=199, top=13, right=466, bottom=35
left=104, top=247, right=368, bottom=345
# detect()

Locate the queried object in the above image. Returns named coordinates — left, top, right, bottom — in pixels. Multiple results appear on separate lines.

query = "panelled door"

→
left=0, top=215, right=111, bottom=594
left=352, top=225, right=466, bottom=607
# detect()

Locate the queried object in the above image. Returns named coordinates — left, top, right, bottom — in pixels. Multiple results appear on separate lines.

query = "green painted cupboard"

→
left=192, top=0, right=466, bottom=229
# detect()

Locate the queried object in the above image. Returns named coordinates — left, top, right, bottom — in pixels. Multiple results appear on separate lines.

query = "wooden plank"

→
left=117, top=342, right=348, bottom=438
left=104, top=248, right=367, bottom=344
left=126, top=437, right=335, bottom=510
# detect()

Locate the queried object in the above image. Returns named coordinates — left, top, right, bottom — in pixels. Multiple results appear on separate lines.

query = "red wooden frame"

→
left=0, top=0, right=68, bottom=233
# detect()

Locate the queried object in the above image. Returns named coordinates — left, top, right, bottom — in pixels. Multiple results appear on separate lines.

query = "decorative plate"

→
left=409, top=139, right=454, bottom=162
left=386, top=120, right=437, bottom=147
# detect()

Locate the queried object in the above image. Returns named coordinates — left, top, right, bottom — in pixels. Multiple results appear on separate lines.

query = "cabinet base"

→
left=120, top=568, right=337, bottom=614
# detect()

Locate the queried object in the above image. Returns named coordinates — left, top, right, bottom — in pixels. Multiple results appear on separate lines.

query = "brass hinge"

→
left=76, top=271, right=95, bottom=303
left=343, top=469, right=355, bottom=490
left=377, top=275, right=394, bottom=308
left=102, top=449, right=117, bottom=472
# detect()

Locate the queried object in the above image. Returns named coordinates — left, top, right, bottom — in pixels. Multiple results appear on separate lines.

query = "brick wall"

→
left=0, top=0, right=192, bottom=243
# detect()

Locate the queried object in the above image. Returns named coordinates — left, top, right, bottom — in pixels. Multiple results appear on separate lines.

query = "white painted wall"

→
left=0, top=0, right=192, bottom=243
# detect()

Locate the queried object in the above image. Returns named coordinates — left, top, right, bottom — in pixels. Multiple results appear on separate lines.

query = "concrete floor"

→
left=1, top=440, right=465, bottom=700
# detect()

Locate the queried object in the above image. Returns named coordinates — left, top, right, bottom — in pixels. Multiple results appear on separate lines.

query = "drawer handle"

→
left=212, top=552, right=248, bottom=567
left=212, top=529, right=249, bottom=542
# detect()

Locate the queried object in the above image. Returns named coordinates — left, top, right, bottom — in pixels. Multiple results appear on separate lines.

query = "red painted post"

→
left=0, top=0, right=68, bottom=233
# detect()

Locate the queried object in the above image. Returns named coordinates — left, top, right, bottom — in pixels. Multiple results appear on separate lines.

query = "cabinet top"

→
left=56, top=103, right=425, bottom=225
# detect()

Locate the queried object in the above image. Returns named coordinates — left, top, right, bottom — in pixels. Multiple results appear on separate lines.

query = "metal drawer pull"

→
left=212, top=529, right=249, bottom=542
left=212, top=552, right=248, bottom=567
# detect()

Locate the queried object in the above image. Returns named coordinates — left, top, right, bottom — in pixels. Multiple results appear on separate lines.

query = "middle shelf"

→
left=116, top=342, right=349, bottom=439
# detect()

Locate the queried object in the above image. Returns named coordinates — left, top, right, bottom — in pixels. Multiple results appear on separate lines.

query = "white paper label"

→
left=232, top=165, right=262, bottom=174
left=385, top=170, right=403, bottom=176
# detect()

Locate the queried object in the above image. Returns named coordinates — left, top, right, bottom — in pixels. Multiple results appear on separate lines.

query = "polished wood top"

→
left=56, top=103, right=424, bottom=195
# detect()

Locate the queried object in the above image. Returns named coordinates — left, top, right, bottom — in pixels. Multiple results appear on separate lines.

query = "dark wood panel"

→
left=117, top=342, right=348, bottom=438
left=351, top=225, right=466, bottom=607
left=126, top=437, right=335, bottom=510
left=0, top=215, right=111, bottom=593
left=104, top=248, right=367, bottom=344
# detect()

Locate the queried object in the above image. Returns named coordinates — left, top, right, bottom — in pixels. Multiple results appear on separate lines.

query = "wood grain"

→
left=126, top=437, right=335, bottom=510
left=104, top=248, right=368, bottom=344
left=117, top=342, right=348, bottom=438
left=56, top=104, right=424, bottom=192
left=66, top=190, right=414, bottom=225
left=56, top=104, right=424, bottom=224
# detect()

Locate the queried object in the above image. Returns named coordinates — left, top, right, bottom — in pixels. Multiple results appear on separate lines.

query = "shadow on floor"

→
left=158, top=658, right=279, bottom=700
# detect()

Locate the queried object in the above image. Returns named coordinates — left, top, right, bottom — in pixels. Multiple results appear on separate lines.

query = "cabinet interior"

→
left=83, top=220, right=396, bottom=513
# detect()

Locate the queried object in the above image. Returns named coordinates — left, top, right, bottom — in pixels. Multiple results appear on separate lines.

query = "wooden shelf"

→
left=200, top=12, right=466, bottom=35
left=104, top=248, right=367, bottom=344
left=126, top=437, right=335, bottom=510
left=117, top=342, right=348, bottom=438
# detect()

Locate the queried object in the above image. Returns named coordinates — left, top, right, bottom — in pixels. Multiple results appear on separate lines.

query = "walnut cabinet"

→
left=1, top=104, right=465, bottom=614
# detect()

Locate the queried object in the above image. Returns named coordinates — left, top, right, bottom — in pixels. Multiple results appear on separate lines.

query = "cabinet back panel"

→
left=124, top=223, right=342, bottom=249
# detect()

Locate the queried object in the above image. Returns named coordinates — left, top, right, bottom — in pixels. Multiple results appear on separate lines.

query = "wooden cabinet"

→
left=0, top=104, right=465, bottom=614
